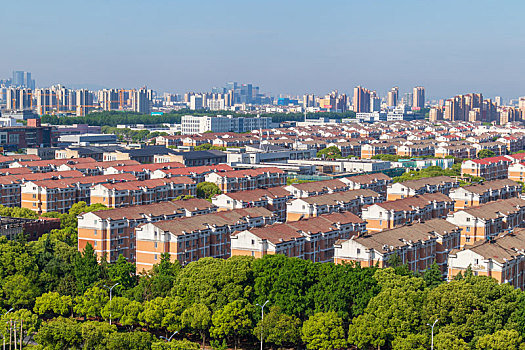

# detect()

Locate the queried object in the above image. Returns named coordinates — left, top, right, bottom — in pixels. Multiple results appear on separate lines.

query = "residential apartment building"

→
left=135, top=207, right=275, bottom=272
left=56, top=160, right=141, bottom=176
left=9, top=157, right=96, bottom=173
left=508, top=162, right=525, bottom=182
left=396, top=144, right=434, bottom=158
left=90, top=178, right=196, bottom=208
left=21, top=174, right=137, bottom=213
left=448, top=179, right=520, bottom=209
left=286, top=189, right=382, bottom=221
left=103, top=162, right=185, bottom=181
left=386, top=176, right=458, bottom=201
left=283, top=178, right=351, bottom=198
left=461, top=156, right=512, bottom=181
left=153, top=150, right=227, bottom=167
left=212, top=187, right=293, bottom=222
left=334, top=219, right=461, bottom=275
left=448, top=229, right=525, bottom=289
left=340, top=173, right=393, bottom=196
left=362, top=192, right=455, bottom=232
left=77, top=199, right=216, bottom=262
left=151, top=164, right=232, bottom=183
left=181, top=115, right=270, bottom=134
left=360, top=143, right=397, bottom=159
left=0, top=175, right=22, bottom=207
left=446, top=197, right=525, bottom=246
left=204, top=168, right=287, bottom=193
left=435, top=145, right=477, bottom=159
left=231, top=212, right=365, bottom=262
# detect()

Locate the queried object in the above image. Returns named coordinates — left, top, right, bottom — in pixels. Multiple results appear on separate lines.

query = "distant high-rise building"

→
left=12, top=71, right=35, bottom=89
left=370, top=91, right=380, bottom=112
left=6, top=87, right=32, bottom=111
left=35, top=88, right=57, bottom=115
left=190, top=95, right=204, bottom=110
left=495, top=96, right=503, bottom=106
left=132, top=87, right=151, bottom=114
left=387, top=87, right=399, bottom=107
left=404, top=92, right=413, bottom=108
left=53, top=85, right=73, bottom=113
left=443, top=93, right=484, bottom=122
left=429, top=107, right=443, bottom=122
left=101, top=89, right=119, bottom=111
left=519, top=97, right=525, bottom=115
left=353, top=86, right=371, bottom=113
left=413, top=86, right=425, bottom=109
left=303, top=94, right=316, bottom=108
left=76, top=89, right=94, bottom=116
left=499, top=107, right=520, bottom=125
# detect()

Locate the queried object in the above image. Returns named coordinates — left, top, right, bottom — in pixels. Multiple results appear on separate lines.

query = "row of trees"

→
left=41, top=110, right=356, bottom=127
left=100, top=126, right=168, bottom=142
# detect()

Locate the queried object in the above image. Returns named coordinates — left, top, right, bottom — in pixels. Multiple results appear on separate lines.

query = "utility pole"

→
left=103, top=283, right=119, bottom=325
left=427, top=319, right=438, bottom=350
left=12, top=321, right=16, bottom=350
left=2, top=309, right=13, bottom=350
left=256, top=300, right=269, bottom=350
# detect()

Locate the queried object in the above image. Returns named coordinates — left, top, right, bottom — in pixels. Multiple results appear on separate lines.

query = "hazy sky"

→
left=1, top=0, right=524, bottom=99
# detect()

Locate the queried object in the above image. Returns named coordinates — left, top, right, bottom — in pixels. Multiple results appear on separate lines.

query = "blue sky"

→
left=1, top=0, right=524, bottom=99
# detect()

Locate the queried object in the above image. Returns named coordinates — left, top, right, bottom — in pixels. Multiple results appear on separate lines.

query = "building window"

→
left=94, top=241, right=97, bottom=247
left=475, top=258, right=479, bottom=265
left=357, top=248, right=361, bottom=255
left=154, top=242, right=158, bottom=249
left=251, top=240, right=255, bottom=245
left=466, top=227, right=471, bottom=232
left=154, top=254, right=158, bottom=260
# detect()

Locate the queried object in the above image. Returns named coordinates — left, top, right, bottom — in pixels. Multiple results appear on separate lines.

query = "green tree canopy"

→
left=253, top=305, right=301, bottom=349
left=210, top=299, right=253, bottom=350
left=181, top=303, right=212, bottom=349
left=316, top=146, right=342, bottom=159
left=477, top=149, right=496, bottom=159
left=35, top=317, right=83, bottom=350
left=74, top=287, right=109, bottom=319
left=74, top=243, right=101, bottom=293
left=301, top=311, right=347, bottom=350
left=196, top=182, right=222, bottom=200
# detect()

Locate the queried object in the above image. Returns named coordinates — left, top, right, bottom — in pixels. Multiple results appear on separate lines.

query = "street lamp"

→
left=103, top=283, right=119, bottom=325
left=160, top=331, right=178, bottom=342
left=256, top=300, right=269, bottom=350
left=427, top=319, right=438, bottom=350
left=2, top=308, right=13, bottom=350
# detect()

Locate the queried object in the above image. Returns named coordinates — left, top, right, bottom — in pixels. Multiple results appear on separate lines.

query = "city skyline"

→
left=2, top=0, right=525, bottom=99
left=0, top=72, right=519, bottom=104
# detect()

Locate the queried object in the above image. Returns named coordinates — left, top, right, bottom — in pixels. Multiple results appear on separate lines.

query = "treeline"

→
left=393, top=164, right=485, bottom=185
left=100, top=126, right=168, bottom=142
left=40, top=110, right=356, bottom=127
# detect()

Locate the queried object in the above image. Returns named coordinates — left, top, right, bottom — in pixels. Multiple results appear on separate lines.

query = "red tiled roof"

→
left=0, top=167, right=32, bottom=175
left=97, top=177, right=194, bottom=191
left=14, top=157, right=97, bottom=168
left=158, top=164, right=232, bottom=176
